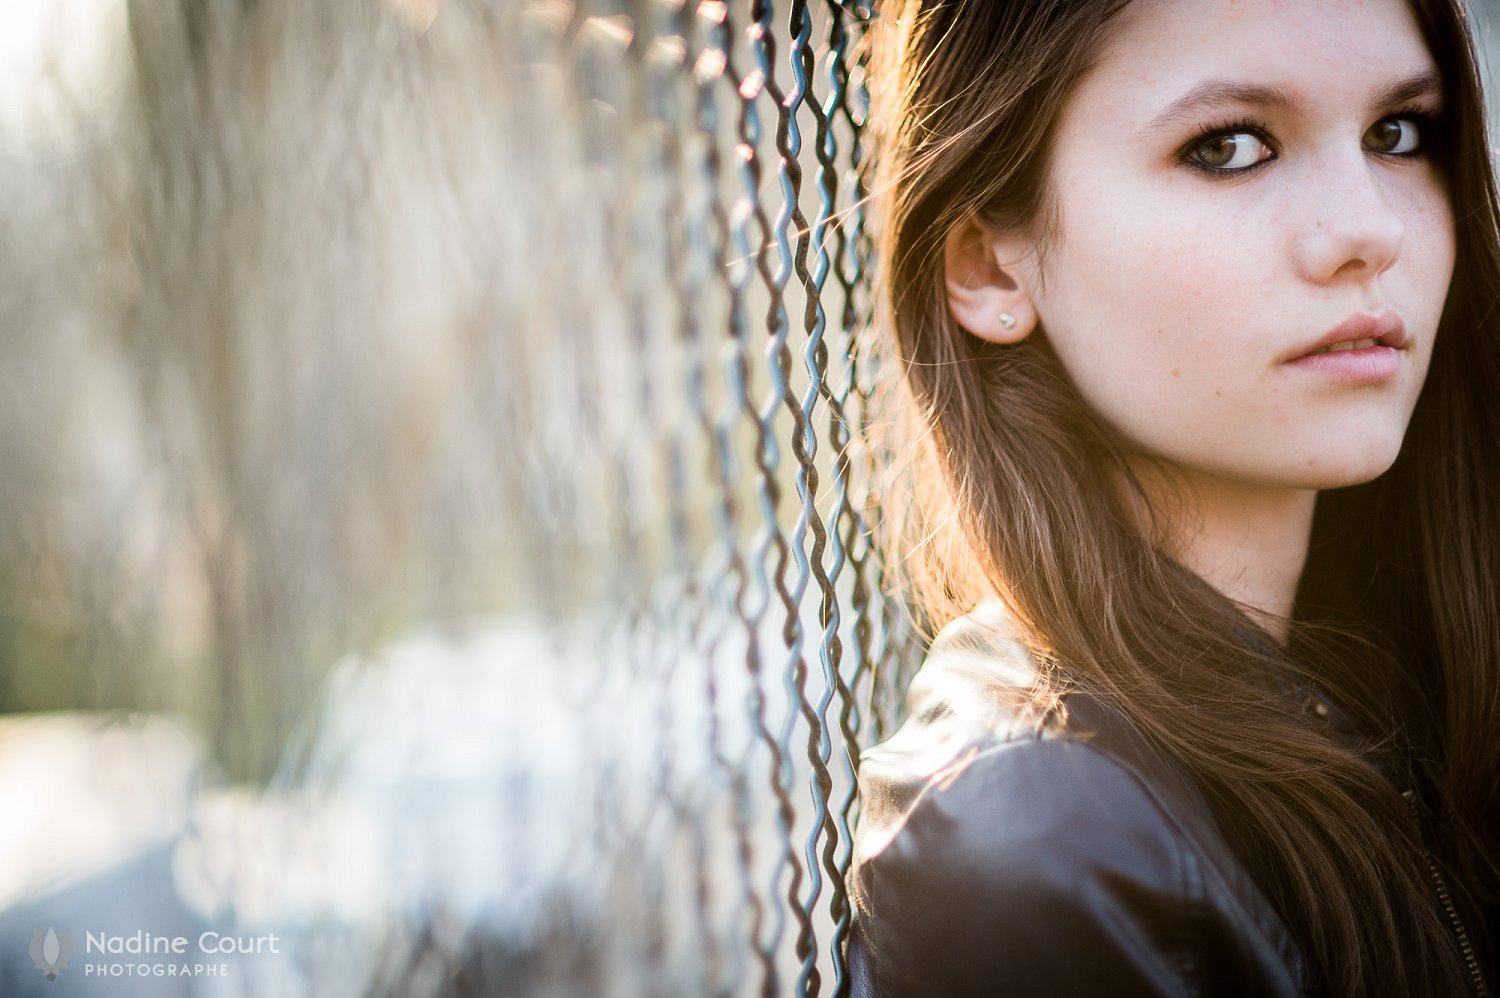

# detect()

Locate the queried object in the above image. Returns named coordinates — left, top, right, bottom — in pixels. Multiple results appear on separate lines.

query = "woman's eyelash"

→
left=1384, top=104, right=1445, bottom=154
left=1177, top=118, right=1275, bottom=177
left=1184, top=118, right=1270, bottom=150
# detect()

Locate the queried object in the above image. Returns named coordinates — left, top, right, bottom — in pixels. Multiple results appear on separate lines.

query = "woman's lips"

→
left=1283, top=343, right=1401, bottom=383
left=1281, top=310, right=1406, bottom=383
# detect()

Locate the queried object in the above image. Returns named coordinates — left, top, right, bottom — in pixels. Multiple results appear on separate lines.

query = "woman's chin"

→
left=1273, top=438, right=1406, bottom=491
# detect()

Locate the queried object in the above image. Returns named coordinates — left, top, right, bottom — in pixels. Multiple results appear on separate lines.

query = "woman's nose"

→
left=1293, top=152, right=1405, bottom=286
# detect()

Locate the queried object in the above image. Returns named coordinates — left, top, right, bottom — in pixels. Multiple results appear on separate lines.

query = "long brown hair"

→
left=867, top=1, right=1500, bottom=993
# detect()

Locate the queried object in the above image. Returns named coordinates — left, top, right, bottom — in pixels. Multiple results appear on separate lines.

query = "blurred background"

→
left=0, top=0, right=1496, bottom=995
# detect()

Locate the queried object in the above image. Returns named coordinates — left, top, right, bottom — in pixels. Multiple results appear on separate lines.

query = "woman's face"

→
left=1021, top=0, right=1454, bottom=492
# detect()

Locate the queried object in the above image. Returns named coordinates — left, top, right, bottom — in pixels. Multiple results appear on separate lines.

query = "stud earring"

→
left=999, top=312, right=1018, bottom=330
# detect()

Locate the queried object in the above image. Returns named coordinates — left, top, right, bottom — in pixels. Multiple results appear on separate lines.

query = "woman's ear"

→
left=943, top=215, right=1039, bottom=344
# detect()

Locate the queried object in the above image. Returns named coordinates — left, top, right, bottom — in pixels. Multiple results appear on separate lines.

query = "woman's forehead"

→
left=1079, top=0, right=1439, bottom=125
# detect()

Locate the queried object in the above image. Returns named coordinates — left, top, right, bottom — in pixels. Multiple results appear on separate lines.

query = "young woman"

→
left=848, top=1, right=1499, bottom=994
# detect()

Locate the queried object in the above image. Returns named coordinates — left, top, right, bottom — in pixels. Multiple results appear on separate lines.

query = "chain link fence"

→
left=0, top=1, right=925, bottom=994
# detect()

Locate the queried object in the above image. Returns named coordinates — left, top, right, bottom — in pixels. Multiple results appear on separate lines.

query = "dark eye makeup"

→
left=1176, top=104, right=1446, bottom=178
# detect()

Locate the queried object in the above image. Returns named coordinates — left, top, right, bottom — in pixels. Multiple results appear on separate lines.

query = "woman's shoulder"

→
left=848, top=601, right=1304, bottom=997
left=852, top=600, right=1208, bottom=904
left=854, top=600, right=1193, bottom=824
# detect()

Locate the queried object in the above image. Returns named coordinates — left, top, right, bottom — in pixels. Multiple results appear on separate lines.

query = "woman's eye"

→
left=1187, top=132, right=1273, bottom=172
left=1364, top=116, right=1421, bottom=155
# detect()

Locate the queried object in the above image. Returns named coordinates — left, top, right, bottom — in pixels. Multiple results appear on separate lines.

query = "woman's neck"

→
left=1126, top=461, right=1318, bottom=644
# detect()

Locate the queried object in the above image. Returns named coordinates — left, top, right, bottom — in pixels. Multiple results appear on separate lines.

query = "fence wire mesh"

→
left=0, top=1, right=926, bottom=996
left=401, top=3, right=926, bottom=993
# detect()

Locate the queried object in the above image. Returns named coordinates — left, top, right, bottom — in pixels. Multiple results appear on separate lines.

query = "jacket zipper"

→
left=1402, top=789, right=1490, bottom=997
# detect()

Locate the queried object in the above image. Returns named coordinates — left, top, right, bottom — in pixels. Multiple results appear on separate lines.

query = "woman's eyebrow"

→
left=1145, top=70, right=1445, bottom=132
left=1146, top=80, right=1290, bottom=131
left=1374, top=69, right=1444, bottom=108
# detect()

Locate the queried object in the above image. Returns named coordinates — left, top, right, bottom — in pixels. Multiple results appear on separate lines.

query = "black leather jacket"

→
left=846, top=601, right=1490, bottom=997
